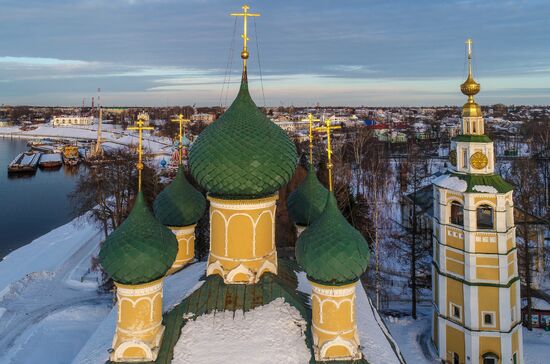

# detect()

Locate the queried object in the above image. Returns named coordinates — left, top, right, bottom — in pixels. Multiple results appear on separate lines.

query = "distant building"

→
left=51, top=116, right=93, bottom=127
left=191, top=113, right=215, bottom=124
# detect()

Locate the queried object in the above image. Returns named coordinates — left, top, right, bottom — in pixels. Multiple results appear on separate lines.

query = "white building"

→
left=51, top=116, right=94, bottom=127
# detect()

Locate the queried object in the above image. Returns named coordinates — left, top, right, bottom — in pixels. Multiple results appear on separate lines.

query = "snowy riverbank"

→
left=0, top=214, right=112, bottom=364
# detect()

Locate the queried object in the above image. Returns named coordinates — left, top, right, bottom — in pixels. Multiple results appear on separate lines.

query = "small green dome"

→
left=153, top=167, right=206, bottom=227
left=189, top=74, right=297, bottom=199
left=287, top=164, right=329, bottom=226
left=296, top=193, right=370, bottom=286
left=99, top=192, right=178, bottom=285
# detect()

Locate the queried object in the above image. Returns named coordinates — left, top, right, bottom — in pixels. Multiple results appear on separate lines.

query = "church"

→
left=96, top=4, right=404, bottom=364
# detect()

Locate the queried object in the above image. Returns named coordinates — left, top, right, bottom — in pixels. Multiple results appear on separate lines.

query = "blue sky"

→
left=0, top=0, right=549, bottom=106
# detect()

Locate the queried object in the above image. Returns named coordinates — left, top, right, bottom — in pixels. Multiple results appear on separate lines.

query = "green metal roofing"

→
left=287, top=164, right=329, bottom=226
left=188, top=72, right=297, bottom=199
left=296, top=194, right=370, bottom=286
left=450, top=172, right=514, bottom=193
left=452, top=134, right=492, bottom=143
left=99, top=192, right=178, bottom=285
left=153, top=167, right=206, bottom=227
left=110, top=259, right=369, bottom=364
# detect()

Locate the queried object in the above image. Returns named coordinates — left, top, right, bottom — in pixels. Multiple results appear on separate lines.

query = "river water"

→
left=0, top=138, right=81, bottom=259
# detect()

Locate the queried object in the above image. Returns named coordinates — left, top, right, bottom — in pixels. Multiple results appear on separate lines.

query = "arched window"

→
left=482, top=352, right=499, bottom=364
left=450, top=201, right=464, bottom=226
left=452, top=352, right=459, bottom=364
left=477, top=204, right=494, bottom=229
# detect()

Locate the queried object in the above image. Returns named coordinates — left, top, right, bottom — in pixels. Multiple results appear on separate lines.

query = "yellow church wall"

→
left=510, top=281, right=518, bottom=322
left=207, top=195, right=278, bottom=284
left=445, top=191, right=464, bottom=205
left=446, top=278, right=464, bottom=323
left=507, top=236, right=514, bottom=252
left=446, top=259, right=465, bottom=277
left=111, top=279, right=165, bottom=362
left=167, top=225, right=196, bottom=275
left=479, top=336, right=501, bottom=361
left=478, top=286, right=500, bottom=330
left=446, top=325, right=465, bottom=363
left=310, top=281, right=361, bottom=361
left=473, top=196, right=497, bottom=206
left=476, top=267, right=499, bottom=281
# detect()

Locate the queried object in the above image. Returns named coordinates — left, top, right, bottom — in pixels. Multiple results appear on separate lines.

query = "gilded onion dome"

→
left=460, top=38, right=482, bottom=118
left=296, top=193, right=370, bottom=286
left=99, top=192, right=178, bottom=285
left=153, top=167, right=206, bottom=227
left=287, top=163, right=329, bottom=226
left=188, top=72, right=298, bottom=199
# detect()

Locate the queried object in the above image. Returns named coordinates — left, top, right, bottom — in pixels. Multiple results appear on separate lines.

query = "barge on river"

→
left=7, top=152, right=42, bottom=173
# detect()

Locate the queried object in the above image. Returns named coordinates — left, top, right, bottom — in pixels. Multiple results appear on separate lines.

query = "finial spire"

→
left=460, top=38, right=480, bottom=102
left=128, top=116, right=154, bottom=191
left=171, top=114, right=190, bottom=165
left=315, top=117, right=341, bottom=192
left=302, top=113, right=321, bottom=164
left=231, top=4, right=260, bottom=70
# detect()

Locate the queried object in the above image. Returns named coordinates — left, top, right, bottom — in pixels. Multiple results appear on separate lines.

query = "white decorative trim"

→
left=226, top=263, right=255, bottom=283
left=318, top=335, right=360, bottom=361
left=206, top=260, right=224, bottom=277
left=209, top=248, right=276, bottom=262
left=116, top=280, right=163, bottom=297
left=170, top=225, right=196, bottom=235
left=208, top=196, right=277, bottom=210
left=112, top=340, right=154, bottom=362
left=257, top=259, right=277, bottom=277
left=311, top=283, right=356, bottom=297
left=312, top=322, right=356, bottom=336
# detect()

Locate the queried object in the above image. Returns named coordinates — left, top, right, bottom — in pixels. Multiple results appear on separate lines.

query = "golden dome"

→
left=460, top=74, right=480, bottom=97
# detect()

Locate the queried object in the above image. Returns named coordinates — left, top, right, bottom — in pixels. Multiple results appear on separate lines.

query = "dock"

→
left=8, top=152, right=42, bottom=173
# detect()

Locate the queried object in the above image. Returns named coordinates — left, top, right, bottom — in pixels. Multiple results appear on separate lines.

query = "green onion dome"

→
left=296, top=193, right=370, bottom=286
left=153, top=167, right=206, bottom=227
left=99, top=192, right=178, bottom=285
left=287, top=164, right=329, bottom=226
left=188, top=73, right=297, bottom=199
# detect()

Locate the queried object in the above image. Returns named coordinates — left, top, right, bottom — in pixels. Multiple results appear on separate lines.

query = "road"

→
left=0, top=229, right=113, bottom=360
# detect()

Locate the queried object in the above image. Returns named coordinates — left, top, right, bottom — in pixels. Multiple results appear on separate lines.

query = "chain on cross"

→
left=315, top=117, right=341, bottom=192
left=128, top=117, right=154, bottom=191
left=302, top=113, right=321, bottom=164
left=231, top=4, right=260, bottom=67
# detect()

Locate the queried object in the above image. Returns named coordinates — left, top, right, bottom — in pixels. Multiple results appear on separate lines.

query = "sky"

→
left=0, top=0, right=549, bottom=107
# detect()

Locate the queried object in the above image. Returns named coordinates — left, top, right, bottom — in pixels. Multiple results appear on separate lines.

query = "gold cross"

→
left=128, top=118, right=154, bottom=191
left=466, top=38, right=473, bottom=76
left=171, top=114, right=190, bottom=165
left=230, top=4, right=260, bottom=67
left=315, top=117, right=341, bottom=192
left=301, top=113, right=320, bottom=164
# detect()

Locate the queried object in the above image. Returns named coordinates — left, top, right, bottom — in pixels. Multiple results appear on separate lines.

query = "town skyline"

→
left=0, top=0, right=549, bottom=106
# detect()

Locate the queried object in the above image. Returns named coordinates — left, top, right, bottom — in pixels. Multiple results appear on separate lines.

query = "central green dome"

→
left=189, top=73, right=297, bottom=199
left=287, top=164, right=329, bottom=226
left=99, top=192, right=178, bottom=285
left=296, top=193, right=370, bottom=286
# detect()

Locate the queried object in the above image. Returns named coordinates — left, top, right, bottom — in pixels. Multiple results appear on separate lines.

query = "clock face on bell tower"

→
left=470, top=151, right=488, bottom=170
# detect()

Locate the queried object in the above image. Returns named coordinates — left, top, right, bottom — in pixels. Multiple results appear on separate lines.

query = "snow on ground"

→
left=296, top=271, right=403, bottom=364
left=2, top=304, right=111, bottom=364
left=0, top=124, right=172, bottom=155
left=0, top=214, right=112, bottom=364
left=72, top=262, right=206, bottom=364
left=172, top=298, right=310, bottom=364
left=523, top=327, right=550, bottom=364
left=0, top=213, right=99, bottom=296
